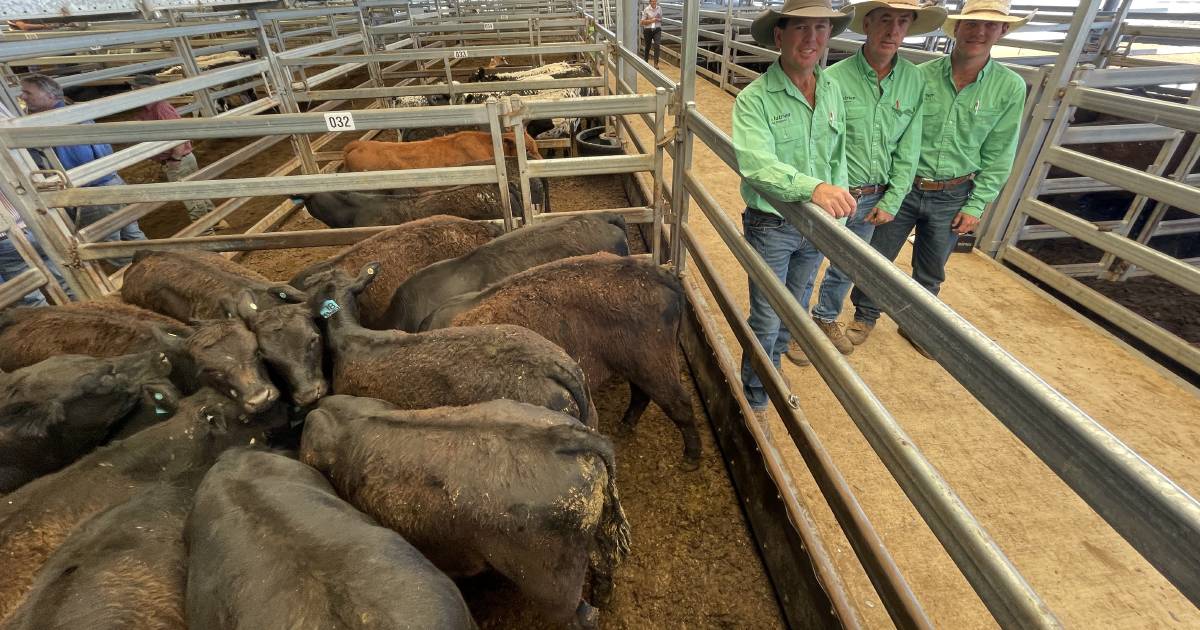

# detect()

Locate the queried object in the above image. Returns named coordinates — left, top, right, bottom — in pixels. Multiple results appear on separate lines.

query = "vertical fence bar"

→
left=486, top=99, right=516, bottom=232
left=669, top=101, right=695, bottom=273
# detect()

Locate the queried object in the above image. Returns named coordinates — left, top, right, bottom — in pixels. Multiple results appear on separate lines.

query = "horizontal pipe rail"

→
left=525, top=154, right=651, bottom=177
left=0, top=20, right=260, bottom=62
left=1070, top=87, right=1200, bottom=134
left=279, top=42, right=604, bottom=65
left=1043, top=146, right=1200, bottom=216
left=1002, top=248, right=1200, bottom=373
left=682, top=168, right=1057, bottom=629
left=1017, top=198, right=1200, bottom=293
left=42, top=166, right=498, bottom=206
left=7, top=61, right=270, bottom=128
left=1, top=106, right=492, bottom=147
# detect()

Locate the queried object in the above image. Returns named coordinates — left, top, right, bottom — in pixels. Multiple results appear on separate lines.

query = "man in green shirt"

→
left=801, top=0, right=945, bottom=362
left=848, top=0, right=1030, bottom=357
left=732, top=0, right=856, bottom=416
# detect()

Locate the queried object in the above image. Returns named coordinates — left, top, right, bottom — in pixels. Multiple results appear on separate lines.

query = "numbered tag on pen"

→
left=483, top=22, right=495, bottom=30
left=453, top=49, right=469, bottom=59
left=323, top=111, right=356, bottom=131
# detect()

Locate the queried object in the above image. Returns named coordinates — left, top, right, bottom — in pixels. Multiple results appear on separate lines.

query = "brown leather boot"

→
left=845, top=320, right=875, bottom=345
left=814, top=317, right=854, bottom=355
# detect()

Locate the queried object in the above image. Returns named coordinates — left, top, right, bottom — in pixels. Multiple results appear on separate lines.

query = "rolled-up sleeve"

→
left=732, top=91, right=822, bottom=203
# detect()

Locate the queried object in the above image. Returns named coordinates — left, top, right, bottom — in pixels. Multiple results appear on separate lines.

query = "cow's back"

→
left=185, top=449, right=474, bottom=630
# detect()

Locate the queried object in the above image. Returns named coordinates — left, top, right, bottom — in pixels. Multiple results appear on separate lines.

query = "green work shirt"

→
left=917, top=55, right=1026, bottom=218
left=825, top=48, right=923, bottom=217
left=732, top=61, right=848, bottom=217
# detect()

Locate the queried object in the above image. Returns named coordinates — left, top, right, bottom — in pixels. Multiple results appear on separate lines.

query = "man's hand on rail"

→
left=811, top=183, right=856, bottom=219
left=866, top=207, right=895, bottom=226
left=951, top=212, right=979, bottom=235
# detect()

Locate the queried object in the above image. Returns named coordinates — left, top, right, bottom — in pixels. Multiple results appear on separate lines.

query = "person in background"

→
left=848, top=0, right=1030, bottom=358
left=732, top=0, right=856, bottom=420
left=20, top=74, right=146, bottom=264
left=0, top=101, right=72, bottom=307
left=129, top=73, right=228, bottom=233
left=793, top=0, right=945, bottom=364
left=640, top=0, right=663, bottom=68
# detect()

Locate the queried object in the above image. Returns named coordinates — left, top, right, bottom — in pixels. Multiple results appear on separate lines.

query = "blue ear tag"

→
left=319, top=299, right=341, bottom=319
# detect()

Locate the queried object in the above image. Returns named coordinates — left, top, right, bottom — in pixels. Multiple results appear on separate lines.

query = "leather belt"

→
left=849, top=183, right=887, bottom=198
left=913, top=174, right=974, bottom=191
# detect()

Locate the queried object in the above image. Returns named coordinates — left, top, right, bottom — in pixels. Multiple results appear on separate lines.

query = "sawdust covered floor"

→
left=238, top=175, right=784, bottom=629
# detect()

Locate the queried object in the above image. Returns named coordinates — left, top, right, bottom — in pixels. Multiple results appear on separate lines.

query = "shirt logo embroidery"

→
left=770, top=112, right=792, bottom=125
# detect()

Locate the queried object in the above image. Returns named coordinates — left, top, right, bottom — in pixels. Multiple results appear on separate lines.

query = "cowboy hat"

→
left=750, top=0, right=854, bottom=48
left=944, top=0, right=1035, bottom=38
left=843, top=0, right=947, bottom=36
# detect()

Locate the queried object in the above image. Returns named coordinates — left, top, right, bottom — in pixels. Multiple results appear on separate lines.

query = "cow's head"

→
left=230, top=291, right=327, bottom=408
left=153, top=306, right=279, bottom=415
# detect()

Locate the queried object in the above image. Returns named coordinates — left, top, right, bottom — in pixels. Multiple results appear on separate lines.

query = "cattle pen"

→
left=1, top=0, right=1199, bottom=628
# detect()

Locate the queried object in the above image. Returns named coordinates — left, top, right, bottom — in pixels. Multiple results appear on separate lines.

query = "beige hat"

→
left=843, top=0, right=948, bottom=36
left=750, top=0, right=854, bottom=48
left=944, top=0, right=1035, bottom=38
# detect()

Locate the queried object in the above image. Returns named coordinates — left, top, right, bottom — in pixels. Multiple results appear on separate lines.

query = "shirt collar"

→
left=765, top=61, right=829, bottom=102
left=853, top=47, right=897, bottom=84
left=942, top=55, right=994, bottom=83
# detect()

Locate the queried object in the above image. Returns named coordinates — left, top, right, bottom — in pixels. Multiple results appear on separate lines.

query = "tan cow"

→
left=342, top=130, right=542, bottom=172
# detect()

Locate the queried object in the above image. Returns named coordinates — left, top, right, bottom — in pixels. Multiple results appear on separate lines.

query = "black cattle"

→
left=185, top=449, right=476, bottom=630
left=301, top=395, right=630, bottom=628
left=0, top=351, right=177, bottom=492
left=385, top=212, right=629, bottom=332
left=1, top=485, right=191, bottom=630
left=302, top=263, right=597, bottom=427
left=0, top=388, right=267, bottom=620
left=122, top=250, right=324, bottom=406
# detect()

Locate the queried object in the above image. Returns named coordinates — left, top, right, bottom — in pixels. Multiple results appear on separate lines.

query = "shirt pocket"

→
left=770, top=122, right=800, bottom=145
left=844, top=104, right=868, bottom=146
left=884, top=104, right=916, bottom=144
left=959, top=107, right=1003, bottom=147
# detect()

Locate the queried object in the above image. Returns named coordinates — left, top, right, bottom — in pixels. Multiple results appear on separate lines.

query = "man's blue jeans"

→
left=740, top=207, right=826, bottom=411
left=0, top=228, right=71, bottom=307
left=811, top=191, right=884, bottom=322
left=851, top=181, right=972, bottom=325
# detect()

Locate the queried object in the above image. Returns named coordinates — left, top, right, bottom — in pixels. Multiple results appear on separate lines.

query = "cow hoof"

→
left=574, top=601, right=599, bottom=629
left=679, top=455, right=701, bottom=472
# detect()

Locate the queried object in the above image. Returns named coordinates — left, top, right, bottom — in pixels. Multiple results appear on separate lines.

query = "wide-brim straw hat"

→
left=944, top=0, right=1035, bottom=39
left=750, top=0, right=854, bottom=48
left=843, top=0, right=947, bottom=36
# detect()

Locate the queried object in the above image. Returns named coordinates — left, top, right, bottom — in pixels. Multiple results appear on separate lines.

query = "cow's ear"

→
left=351, top=262, right=382, bottom=294
left=269, top=284, right=307, bottom=304
left=150, top=325, right=188, bottom=352
left=220, top=290, right=260, bottom=325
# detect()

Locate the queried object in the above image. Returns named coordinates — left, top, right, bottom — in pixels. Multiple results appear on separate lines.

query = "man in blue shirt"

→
left=21, top=74, right=146, bottom=263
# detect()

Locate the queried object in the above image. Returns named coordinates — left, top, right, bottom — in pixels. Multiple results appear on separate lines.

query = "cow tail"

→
left=594, top=438, right=631, bottom=570
left=553, top=426, right=631, bottom=574
left=551, top=358, right=596, bottom=429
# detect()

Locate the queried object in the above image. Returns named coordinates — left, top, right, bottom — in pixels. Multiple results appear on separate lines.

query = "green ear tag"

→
left=319, top=299, right=341, bottom=319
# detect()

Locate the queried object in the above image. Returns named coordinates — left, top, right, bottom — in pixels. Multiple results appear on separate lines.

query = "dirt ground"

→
left=227, top=155, right=783, bottom=628
left=626, top=63, right=1200, bottom=629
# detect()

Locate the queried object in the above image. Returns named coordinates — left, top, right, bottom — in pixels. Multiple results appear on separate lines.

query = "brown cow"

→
left=342, top=131, right=542, bottom=172
left=290, top=216, right=500, bottom=329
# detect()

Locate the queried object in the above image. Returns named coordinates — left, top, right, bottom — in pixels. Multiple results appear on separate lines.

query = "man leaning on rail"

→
left=847, top=0, right=1030, bottom=358
left=20, top=74, right=147, bottom=265
left=790, top=0, right=946, bottom=365
left=731, top=0, right=856, bottom=421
